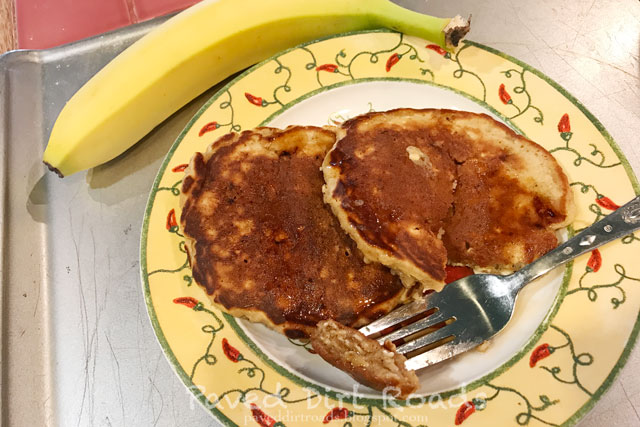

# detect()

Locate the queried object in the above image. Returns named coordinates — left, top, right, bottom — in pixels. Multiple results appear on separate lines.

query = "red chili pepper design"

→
left=499, top=84, right=511, bottom=104
left=222, top=338, right=242, bottom=362
left=173, top=297, right=199, bottom=309
left=455, top=401, right=476, bottom=425
left=425, top=44, right=447, bottom=56
left=166, top=209, right=177, bottom=230
left=557, top=113, right=571, bottom=133
left=250, top=404, right=276, bottom=427
left=172, top=163, right=189, bottom=173
left=595, top=196, right=620, bottom=211
left=316, top=64, right=339, bottom=73
left=199, top=121, right=219, bottom=137
left=445, top=265, right=474, bottom=284
left=529, top=343, right=552, bottom=367
left=587, top=249, right=602, bottom=272
left=245, top=92, right=263, bottom=106
left=385, top=53, right=401, bottom=72
left=323, top=408, right=351, bottom=424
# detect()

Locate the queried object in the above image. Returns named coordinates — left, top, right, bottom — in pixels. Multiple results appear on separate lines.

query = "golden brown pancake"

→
left=180, top=126, right=415, bottom=338
left=323, top=109, right=575, bottom=290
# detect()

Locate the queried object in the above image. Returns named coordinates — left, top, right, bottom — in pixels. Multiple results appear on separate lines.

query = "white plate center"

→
left=238, top=80, right=565, bottom=397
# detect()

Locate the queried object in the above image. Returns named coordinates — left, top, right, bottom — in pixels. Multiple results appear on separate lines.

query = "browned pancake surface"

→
left=327, top=124, right=456, bottom=283
left=443, top=156, right=561, bottom=268
left=323, top=109, right=574, bottom=285
left=180, top=126, right=410, bottom=338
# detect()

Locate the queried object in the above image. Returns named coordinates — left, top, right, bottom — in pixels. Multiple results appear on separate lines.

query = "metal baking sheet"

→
left=1, top=1, right=638, bottom=426
left=0, top=13, right=225, bottom=426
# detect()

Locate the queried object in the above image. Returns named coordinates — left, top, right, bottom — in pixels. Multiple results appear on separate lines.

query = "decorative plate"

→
left=141, top=30, right=640, bottom=426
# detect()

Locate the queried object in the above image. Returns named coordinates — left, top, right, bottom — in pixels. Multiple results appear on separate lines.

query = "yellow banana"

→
left=42, top=0, right=469, bottom=177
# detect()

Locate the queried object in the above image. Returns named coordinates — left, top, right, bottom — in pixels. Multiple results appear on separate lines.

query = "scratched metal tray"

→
left=0, top=14, right=229, bottom=426
left=1, top=1, right=639, bottom=426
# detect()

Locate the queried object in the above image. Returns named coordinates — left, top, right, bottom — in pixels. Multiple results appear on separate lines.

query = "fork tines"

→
left=359, top=290, right=478, bottom=371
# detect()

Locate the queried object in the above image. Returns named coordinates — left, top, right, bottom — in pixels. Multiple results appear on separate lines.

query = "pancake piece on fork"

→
left=322, top=108, right=575, bottom=290
left=180, top=126, right=417, bottom=338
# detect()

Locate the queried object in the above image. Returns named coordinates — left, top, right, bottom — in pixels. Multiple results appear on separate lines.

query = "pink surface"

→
left=16, top=0, right=202, bottom=49
left=135, top=0, right=200, bottom=21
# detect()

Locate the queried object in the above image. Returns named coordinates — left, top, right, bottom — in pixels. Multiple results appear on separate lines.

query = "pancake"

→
left=311, top=319, right=419, bottom=398
left=180, top=126, right=414, bottom=338
left=323, top=109, right=575, bottom=290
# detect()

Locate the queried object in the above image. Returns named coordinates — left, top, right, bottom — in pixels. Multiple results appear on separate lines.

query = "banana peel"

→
left=42, top=0, right=470, bottom=177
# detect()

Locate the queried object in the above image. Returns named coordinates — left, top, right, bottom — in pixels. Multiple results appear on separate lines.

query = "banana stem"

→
left=370, top=0, right=449, bottom=47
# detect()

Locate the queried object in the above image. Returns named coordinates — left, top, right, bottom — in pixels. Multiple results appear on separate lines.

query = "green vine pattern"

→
left=298, top=46, right=323, bottom=87
left=569, top=182, right=638, bottom=243
left=208, top=355, right=314, bottom=408
left=148, top=240, right=189, bottom=276
left=163, top=221, right=192, bottom=285
left=570, top=181, right=609, bottom=225
left=196, top=90, right=242, bottom=137
left=297, top=36, right=493, bottom=102
left=335, top=34, right=425, bottom=81
left=269, top=58, right=292, bottom=107
left=549, top=130, right=622, bottom=169
left=156, top=179, right=182, bottom=196
left=483, top=384, right=559, bottom=426
left=189, top=302, right=225, bottom=380
left=537, top=325, right=594, bottom=396
left=448, top=382, right=559, bottom=425
left=209, top=352, right=315, bottom=408
left=501, top=68, right=544, bottom=124
left=148, top=183, right=190, bottom=277
left=448, top=43, right=486, bottom=101
left=218, top=90, right=242, bottom=132
left=568, top=264, right=640, bottom=308
left=300, top=33, right=434, bottom=87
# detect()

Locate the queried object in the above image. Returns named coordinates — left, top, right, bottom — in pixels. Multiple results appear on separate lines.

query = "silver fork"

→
left=360, top=195, right=640, bottom=371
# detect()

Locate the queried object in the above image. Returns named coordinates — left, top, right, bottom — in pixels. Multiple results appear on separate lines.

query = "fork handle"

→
left=510, top=194, right=640, bottom=289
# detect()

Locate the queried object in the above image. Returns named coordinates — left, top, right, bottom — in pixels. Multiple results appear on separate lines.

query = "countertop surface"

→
left=1, top=0, right=639, bottom=426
